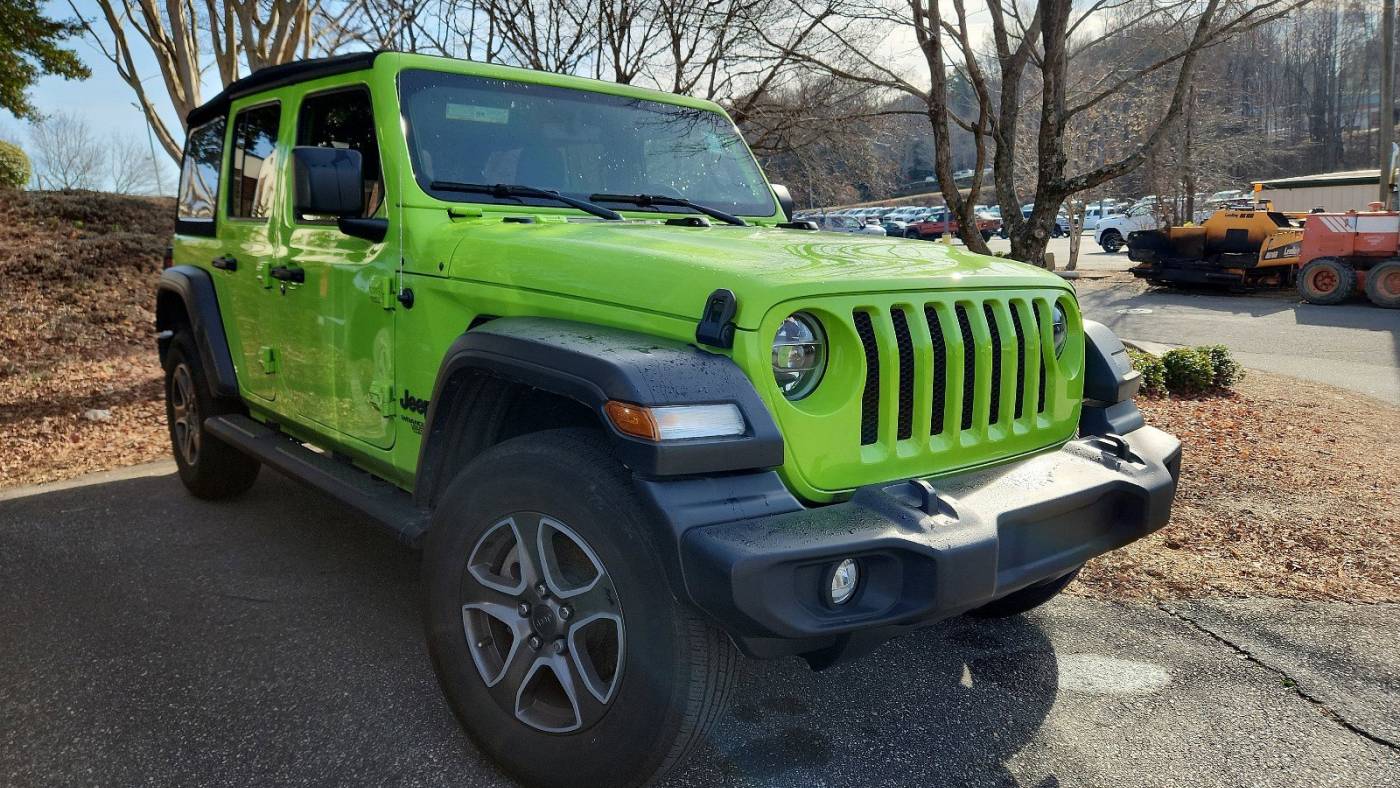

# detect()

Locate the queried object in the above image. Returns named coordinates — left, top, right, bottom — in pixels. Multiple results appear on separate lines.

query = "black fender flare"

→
left=415, top=317, right=784, bottom=505
left=155, top=265, right=240, bottom=400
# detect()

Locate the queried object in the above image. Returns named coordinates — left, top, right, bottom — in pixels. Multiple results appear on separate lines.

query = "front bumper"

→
left=671, top=424, right=1181, bottom=662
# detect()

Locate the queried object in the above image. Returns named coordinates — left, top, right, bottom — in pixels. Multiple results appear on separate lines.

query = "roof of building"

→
left=185, top=51, right=383, bottom=129
left=1254, top=169, right=1380, bottom=190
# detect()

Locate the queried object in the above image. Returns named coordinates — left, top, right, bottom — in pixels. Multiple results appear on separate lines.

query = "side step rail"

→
left=205, top=414, right=430, bottom=547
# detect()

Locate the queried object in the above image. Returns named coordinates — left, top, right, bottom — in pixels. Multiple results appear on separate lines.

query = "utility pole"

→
left=1382, top=0, right=1395, bottom=207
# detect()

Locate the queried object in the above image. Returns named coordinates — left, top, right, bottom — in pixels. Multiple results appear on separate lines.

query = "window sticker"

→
left=445, top=103, right=510, bottom=124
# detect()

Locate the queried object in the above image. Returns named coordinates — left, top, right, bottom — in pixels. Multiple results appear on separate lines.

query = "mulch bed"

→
left=1075, top=372, right=1400, bottom=603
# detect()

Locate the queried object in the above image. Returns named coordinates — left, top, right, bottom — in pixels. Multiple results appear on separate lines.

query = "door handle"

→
left=211, top=255, right=237, bottom=271
left=268, top=265, right=305, bottom=284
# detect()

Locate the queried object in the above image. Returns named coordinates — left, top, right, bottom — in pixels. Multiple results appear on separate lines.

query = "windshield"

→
left=398, top=69, right=777, bottom=217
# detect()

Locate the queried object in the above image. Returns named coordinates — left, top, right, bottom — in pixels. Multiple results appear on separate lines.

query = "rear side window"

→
left=296, top=88, right=383, bottom=219
left=228, top=103, right=281, bottom=220
left=176, top=117, right=226, bottom=234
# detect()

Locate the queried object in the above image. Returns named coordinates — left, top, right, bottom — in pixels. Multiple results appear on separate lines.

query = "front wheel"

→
left=1099, top=230, right=1123, bottom=253
left=423, top=428, right=738, bottom=788
left=1363, top=260, right=1400, bottom=308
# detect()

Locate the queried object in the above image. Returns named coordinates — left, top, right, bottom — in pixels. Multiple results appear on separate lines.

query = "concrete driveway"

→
left=2, top=465, right=1397, bottom=787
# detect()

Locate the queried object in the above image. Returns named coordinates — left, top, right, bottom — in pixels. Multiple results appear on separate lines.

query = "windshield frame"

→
left=395, top=68, right=779, bottom=219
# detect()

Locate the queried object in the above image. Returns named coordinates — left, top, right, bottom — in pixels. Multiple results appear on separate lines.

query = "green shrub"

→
left=1200, top=344, right=1243, bottom=389
left=0, top=140, right=28, bottom=189
left=1161, top=347, right=1217, bottom=397
left=1128, top=349, right=1167, bottom=397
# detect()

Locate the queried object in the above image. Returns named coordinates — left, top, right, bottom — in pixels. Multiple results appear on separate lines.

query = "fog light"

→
left=829, top=558, right=859, bottom=605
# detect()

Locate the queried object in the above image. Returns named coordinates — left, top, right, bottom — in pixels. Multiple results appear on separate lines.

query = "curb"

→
left=0, top=460, right=177, bottom=503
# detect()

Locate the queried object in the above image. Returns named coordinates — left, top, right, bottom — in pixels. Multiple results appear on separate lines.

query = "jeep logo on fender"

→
left=399, top=390, right=429, bottom=415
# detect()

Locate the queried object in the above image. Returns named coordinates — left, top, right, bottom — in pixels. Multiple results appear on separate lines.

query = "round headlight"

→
left=1052, top=304, right=1068, bottom=357
left=829, top=558, right=859, bottom=605
left=773, top=313, right=826, bottom=400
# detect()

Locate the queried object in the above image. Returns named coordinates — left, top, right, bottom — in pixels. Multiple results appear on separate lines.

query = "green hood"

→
left=446, top=220, right=1070, bottom=329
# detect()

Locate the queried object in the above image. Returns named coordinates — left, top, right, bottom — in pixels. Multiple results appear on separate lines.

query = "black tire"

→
left=1100, top=230, right=1123, bottom=253
left=1297, top=257, right=1356, bottom=305
left=423, top=428, right=738, bottom=788
left=967, top=566, right=1081, bottom=618
left=981, top=229, right=993, bottom=242
left=904, top=229, right=921, bottom=240
left=163, top=332, right=259, bottom=499
left=1363, top=259, right=1400, bottom=308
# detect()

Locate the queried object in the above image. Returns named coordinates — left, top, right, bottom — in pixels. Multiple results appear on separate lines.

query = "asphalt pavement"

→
left=2, top=465, right=1397, bottom=787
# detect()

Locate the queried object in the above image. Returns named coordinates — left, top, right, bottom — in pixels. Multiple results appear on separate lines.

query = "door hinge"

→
left=259, top=346, right=278, bottom=374
left=368, top=380, right=395, bottom=416
left=370, top=276, right=397, bottom=310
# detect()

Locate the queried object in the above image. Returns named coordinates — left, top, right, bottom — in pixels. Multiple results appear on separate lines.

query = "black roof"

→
left=185, top=51, right=384, bottom=128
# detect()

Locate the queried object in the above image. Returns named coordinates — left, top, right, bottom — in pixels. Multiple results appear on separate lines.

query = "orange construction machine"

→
left=1292, top=207, right=1400, bottom=307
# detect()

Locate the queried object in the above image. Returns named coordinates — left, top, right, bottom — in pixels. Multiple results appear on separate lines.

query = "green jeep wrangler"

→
left=158, top=51, right=1181, bottom=787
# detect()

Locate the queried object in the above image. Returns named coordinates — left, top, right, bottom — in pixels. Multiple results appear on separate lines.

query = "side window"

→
left=229, top=103, right=281, bottom=220
left=177, top=116, right=226, bottom=232
left=296, top=88, right=383, bottom=219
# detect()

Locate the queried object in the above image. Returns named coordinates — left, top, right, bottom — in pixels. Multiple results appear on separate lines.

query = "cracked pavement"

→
left=2, top=465, right=1397, bottom=787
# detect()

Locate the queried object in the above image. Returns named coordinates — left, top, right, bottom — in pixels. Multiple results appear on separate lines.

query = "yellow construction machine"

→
left=1127, top=203, right=1304, bottom=288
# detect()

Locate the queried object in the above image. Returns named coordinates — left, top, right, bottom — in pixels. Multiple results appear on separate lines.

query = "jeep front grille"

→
left=852, top=294, right=1065, bottom=448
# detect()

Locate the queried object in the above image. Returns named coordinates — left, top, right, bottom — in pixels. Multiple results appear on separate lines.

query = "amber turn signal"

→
left=605, top=401, right=660, bottom=441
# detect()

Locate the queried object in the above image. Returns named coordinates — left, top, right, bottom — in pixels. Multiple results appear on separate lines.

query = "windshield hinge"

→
left=695, top=289, right=738, bottom=349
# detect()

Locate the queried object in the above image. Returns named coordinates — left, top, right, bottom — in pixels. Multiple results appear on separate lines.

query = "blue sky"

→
left=5, top=0, right=186, bottom=187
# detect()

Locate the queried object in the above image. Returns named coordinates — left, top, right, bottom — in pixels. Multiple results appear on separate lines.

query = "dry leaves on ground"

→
left=1076, top=372, right=1400, bottom=603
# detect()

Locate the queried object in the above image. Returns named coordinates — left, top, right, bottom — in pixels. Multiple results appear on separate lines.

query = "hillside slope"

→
left=0, top=191, right=173, bottom=486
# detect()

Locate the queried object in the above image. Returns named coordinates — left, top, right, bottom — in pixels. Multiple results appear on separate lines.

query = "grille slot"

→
left=1010, top=305, right=1027, bottom=419
left=891, top=308, right=915, bottom=440
left=1036, top=304, right=1048, bottom=414
left=955, top=305, right=976, bottom=431
left=924, top=306, right=947, bottom=435
left=853, top=310, right=880, bottom=445
left=983, top=303, right=1002, bottom=425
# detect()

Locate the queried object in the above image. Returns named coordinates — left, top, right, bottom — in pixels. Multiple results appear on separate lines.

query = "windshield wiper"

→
left=429, top=181, right=622, bottom=221
left=589, top=193, right=747, bottom=226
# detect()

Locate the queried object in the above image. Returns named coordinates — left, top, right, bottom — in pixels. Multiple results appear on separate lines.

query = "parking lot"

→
left=2, top=466, right=1397, bottom=787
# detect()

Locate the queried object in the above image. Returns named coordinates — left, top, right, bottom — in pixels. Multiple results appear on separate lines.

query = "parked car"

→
left=158, top=50, right=1180, bottom=788
left=905, top=209, right=1001, bottom=241
left=812, top=214, right=887, bottom=235
left=1082, top=204, right=1122, bottom=231
left=1095, top=202, right=1162, bottom=252
left=881, top=219, right=908, bottom=237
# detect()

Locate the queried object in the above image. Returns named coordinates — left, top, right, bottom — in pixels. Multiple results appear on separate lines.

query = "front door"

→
left=278, top=85, right=397, bottom=451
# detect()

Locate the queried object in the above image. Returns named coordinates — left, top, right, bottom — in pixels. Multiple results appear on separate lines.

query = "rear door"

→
left=220, top=101, right=286, bottom=403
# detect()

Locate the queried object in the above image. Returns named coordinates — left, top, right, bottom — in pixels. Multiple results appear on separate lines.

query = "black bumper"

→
left=662, top=425, right=1181, bottom=662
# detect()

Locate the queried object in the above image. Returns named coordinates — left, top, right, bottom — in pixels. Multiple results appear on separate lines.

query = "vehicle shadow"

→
left=0, top=468, right=1059, bottom=788
left=664, top=616, right=1059, bottom=787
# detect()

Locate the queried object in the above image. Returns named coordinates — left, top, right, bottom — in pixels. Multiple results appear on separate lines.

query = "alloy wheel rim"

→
left=170, top=364, right=200, bottom=466
left=460, top=513, right=625, bottom=734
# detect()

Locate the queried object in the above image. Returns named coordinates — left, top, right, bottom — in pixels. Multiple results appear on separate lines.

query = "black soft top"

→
left=185, top=51, right=383, bottom=128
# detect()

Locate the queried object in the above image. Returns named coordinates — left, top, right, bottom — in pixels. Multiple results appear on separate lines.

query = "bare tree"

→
left=28, top=110, right=104, bottom=190
left=767, top=0, right=1306, bottom=264
left=68, top=0, right=331, bottom=162
left=107, top=133, right=163, bottom=194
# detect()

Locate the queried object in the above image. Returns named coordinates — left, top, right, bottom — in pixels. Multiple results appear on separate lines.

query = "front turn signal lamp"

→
left=604, top=401, right=746, bottom=442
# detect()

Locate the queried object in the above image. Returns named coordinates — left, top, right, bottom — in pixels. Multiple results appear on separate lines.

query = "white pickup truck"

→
left=1094, top=202, right=1162, bottom=253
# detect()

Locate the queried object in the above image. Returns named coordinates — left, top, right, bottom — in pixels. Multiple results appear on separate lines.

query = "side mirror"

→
left=771, top=184, right=796, bottom=221
left=292, top=146, right=364, bottom=217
